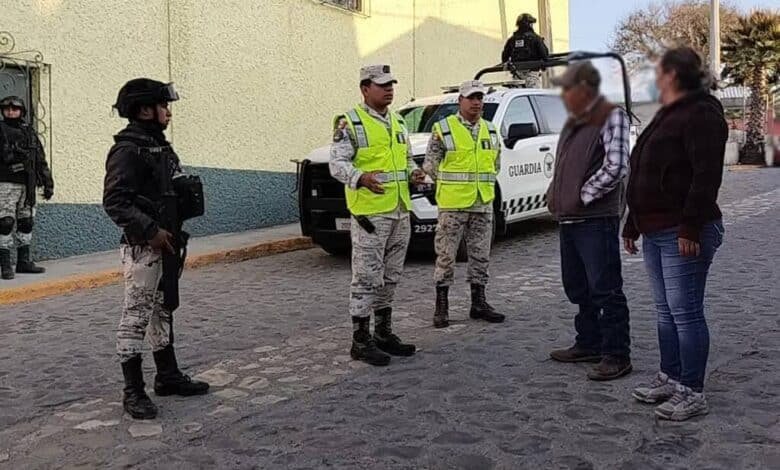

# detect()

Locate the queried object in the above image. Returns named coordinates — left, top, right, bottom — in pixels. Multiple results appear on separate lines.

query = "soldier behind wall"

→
left=501, top=13, right=549, bottom=88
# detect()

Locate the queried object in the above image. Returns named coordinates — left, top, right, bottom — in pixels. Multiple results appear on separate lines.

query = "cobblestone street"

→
left=0, top=168, right=778, bottom=469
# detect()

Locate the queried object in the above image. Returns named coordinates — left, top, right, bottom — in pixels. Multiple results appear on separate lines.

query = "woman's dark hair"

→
left=660, top=47, right=717, bottom=91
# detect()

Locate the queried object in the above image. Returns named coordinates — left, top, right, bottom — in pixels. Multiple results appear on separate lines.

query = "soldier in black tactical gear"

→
left=501, top=13, right=549, bottom=87
left=0, top=95, right=53, bottom=279
left=103, top=78, right=208, bottom=420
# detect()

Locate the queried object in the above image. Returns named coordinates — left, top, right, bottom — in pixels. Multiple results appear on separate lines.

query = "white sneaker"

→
left=632, top=371, right=677, bottom=404
left=654, top=383, right=709, bottom=421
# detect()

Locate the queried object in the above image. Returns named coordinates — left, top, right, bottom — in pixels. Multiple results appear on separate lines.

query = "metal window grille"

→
left=0, top=31, right=53, bottom=174
left=323, top=0, right=363, bottom=13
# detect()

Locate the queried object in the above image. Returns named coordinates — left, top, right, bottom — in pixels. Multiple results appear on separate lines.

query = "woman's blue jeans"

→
left=642, top=221, right=724, bottom=392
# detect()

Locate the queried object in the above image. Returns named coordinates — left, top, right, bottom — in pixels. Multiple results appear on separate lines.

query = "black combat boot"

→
left=0, top=249, right=13, bottom=280
left=433, top=285, right=449, bottom=328
left=15, top=245, right=45, bottom=274
left=469, top=284, right=505, bottom=323
left=121, top=355, right=158, bottom=420
left=373, top=308, right=416, bottom=356
left=152, top=345, right=209, bottom=396
left=350, top=316, right=391, bottom=366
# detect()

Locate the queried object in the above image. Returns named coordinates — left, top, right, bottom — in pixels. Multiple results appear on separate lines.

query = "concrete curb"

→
left=728, top=164, right=767, bottom=171
left=0, top=236, right=313, bottom=306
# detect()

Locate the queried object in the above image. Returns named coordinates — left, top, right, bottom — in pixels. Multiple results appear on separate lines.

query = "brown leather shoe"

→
left=550, top=345, right=601, bottom=363
left=587, top=356, right=633, bottom=381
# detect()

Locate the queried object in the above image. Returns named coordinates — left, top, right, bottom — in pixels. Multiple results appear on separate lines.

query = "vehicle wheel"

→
left=320, top=243, right=350, bottom=257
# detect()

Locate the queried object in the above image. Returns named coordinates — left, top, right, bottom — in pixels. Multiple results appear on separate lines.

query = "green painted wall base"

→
left=29, top=167, right=298, bottom=260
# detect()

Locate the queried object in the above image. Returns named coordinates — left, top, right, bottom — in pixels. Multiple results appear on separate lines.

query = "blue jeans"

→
left=642, top=221, right=724, bottom=392
left=559, top=217, right=631, bottom=358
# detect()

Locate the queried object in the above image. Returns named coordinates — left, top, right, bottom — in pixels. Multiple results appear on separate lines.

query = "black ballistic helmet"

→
left=517, top=13, right=537, bottom=27
left=0, top=95, right=27, bottom=117
left=113, top=78, right=180, bottom=118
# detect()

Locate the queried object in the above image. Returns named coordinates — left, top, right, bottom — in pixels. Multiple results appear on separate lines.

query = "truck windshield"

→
left=400, top=103, right=499, bottom=133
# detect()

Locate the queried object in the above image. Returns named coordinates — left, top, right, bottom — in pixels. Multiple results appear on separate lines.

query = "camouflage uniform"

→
left=0, top=112, right=52, bottom=271
left=116, top=244, right=171, bottom=361
left=423, top=113, right=501, bottom=287
left=104, top=79, right=208, bottom=421
left=0, top=183, right=33, bottom=249
left=103, top=122, right=185, bottom=360
left=330, top=103, right=417, bottom=319
left=515, top=70, right=542, bottom=88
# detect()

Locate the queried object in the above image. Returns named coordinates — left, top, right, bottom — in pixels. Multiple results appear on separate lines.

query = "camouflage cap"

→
left=459, top=80, right=487, bottom=98
left=551, top=61, right=601, bottom=89
left=360, top=64, right=397, bottom=85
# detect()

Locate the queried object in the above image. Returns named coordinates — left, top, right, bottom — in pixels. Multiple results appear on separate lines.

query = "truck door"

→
left=529, top=94, right=568, bottom=216
left=497, top=96, right=550, bottom=223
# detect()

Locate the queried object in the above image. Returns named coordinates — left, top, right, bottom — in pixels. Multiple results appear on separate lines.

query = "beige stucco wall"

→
left=1, top=0, right=169, bottom=204
left=170, top=0, right=570, bottom=173
left=3, top=0, right=569, bottom=198
left=1, top=0, right=569, bottom=258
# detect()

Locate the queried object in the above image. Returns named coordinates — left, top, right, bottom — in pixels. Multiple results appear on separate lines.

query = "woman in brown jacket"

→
left=622, top=47, right=727, bottom=421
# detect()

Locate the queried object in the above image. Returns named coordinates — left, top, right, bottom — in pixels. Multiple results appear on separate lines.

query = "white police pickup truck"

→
left=296, top=53, right=635, bottom=256
left=296, top=82, right=566, bottom=256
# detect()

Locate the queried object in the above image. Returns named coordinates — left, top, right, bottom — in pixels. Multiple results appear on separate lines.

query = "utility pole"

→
left=709, top=0, right=721, bottom=79
left=537, top=0, right=552, bottom=87
left=498, top=0, right=508, bottom=40
left=537, top=0, right=552, bottom=50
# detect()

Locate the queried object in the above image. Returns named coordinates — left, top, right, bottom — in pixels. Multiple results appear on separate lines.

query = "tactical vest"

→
left=432, top=115, right=499, bottom=210
left=0, top=122, right=33, bottom=169
left=510, top=31, right=535, bottom=62
left=338, top=106, right=412, bottom=216
left=113, top=134, right=204, bottom=223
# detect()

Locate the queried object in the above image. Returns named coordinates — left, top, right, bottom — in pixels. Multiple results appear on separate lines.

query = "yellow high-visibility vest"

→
left=432, top=115, right=498, bottom=209
left=337, top=106, right=412, bottom=216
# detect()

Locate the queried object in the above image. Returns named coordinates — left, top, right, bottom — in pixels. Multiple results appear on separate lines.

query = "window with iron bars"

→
left=322, top=0, right=364, bottom=14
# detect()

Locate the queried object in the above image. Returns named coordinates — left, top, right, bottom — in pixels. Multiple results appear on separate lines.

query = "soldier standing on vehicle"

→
left=103, top=78, right=209, bottom=420
left=501, top=13, right=549, bottom=87
left=0, top=95, right=53, bottom=279
left=329, top=64, right=426, bottom=367
left=423, top=80, right=505, bottom=328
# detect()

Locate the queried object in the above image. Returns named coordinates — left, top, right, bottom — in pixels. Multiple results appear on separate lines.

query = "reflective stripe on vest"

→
left=346, top=109, right=369, bottom=148
left=374, top=170, right=408, bottom=183
left=438, top=117, right=457, bottom=152
left=438, top=172, right=496, bottom=182
left=433, top=115, right=498, bottom=210
left=337, top=107, right=413, bottom=216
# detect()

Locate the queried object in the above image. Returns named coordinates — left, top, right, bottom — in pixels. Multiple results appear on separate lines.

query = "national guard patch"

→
left=333, top=117, right=348, bottom=142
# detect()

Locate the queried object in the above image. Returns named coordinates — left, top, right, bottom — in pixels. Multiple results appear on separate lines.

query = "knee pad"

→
left=16, top=217, right=33, bottom=234
left=0, top=217, right=14, bottom=235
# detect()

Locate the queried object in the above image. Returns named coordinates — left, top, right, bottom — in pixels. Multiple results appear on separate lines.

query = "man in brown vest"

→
left=546, top=61, right=632, bottom=381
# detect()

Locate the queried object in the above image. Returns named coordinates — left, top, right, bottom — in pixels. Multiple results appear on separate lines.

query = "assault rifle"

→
left=149, top=146, right=204, bottom=336
left=150, top=147, right=188, bottom=315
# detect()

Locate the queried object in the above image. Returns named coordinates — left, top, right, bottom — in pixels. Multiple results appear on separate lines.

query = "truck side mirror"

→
left=505, top=123, right=539, bottom=148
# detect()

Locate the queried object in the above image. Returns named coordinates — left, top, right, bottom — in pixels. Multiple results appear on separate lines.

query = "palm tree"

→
left=722, top=10, right=780, bottom=165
